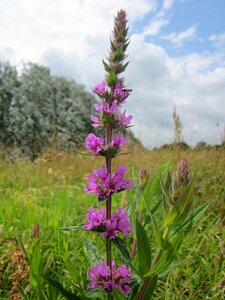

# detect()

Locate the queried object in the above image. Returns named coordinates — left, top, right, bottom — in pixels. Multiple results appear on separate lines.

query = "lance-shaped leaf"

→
left=142, top=192, right=163, bottom=248
left=44, top=275, right=82, bottom=300
left=144, top=234, right=183, bottom=277
left=56, top=224, right=84, bottom=231
left=112, top=237, right=139, bottom=274
left=83, top=237, right=103, bottom=264
left=170, top=203, right=209, bottom=238
left=141, top=276, right=158, bottom=300
left=136, top=219, right=151, bottom=275
left=164, top=179, right=195, bottom=227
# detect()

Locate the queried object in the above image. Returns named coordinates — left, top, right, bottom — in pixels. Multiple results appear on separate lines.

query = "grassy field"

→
left=0, top=148, right=224, bottom=299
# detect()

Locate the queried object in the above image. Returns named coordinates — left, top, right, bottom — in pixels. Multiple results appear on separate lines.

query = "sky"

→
left=1, top=0, right=225, bottom=148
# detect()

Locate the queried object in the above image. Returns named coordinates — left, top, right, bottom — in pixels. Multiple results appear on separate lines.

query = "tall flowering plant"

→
left=84, top=10, right=134, bottom=297
left=46, top=10, right=207, bottom=300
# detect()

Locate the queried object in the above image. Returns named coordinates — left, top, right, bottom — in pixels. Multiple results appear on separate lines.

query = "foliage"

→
left=0, top=62, right=95, bottom=159
left=0, top=149, right=224, bottom=299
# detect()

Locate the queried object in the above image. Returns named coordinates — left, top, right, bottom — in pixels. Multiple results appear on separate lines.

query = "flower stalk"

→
left=84, top=9, right=133, bottom=297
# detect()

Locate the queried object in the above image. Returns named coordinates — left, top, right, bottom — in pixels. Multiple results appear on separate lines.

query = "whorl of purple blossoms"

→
left=84, top=165, right=133, bottom=199
left=92, top=81, right=129, bottom=102
left=111, top=134, right=128, bottom=148
left=85, top=207, right=133, bottom=239
left=90, top=110, right=132, bottom=129
left=88, top=260, right=132, bottom=296
left=94, top=99, right=120, bottom=114
left=113, top=82, right=129, bottom=100
left=85, top=133, right=104, bottom=154
left=85, top=133, right=128, bottom=155
left=115, top=110, right=133, bottom=128
left=92, top=81, right=105, bottom=95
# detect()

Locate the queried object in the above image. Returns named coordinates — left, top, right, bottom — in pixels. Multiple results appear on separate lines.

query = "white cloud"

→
left=143, top=18, right=170, bottom=36
left=209, top=32, right=225, bottom=47
left=0, top=0, right=224, bottom=148
left=161, top=25, right=197, bottom=46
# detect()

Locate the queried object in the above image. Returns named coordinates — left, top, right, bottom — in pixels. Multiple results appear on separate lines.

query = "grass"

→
left=0, top=148, right=224, bottom=299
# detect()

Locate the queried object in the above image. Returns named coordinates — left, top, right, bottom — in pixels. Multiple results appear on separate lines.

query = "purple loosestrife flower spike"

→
left=85, top=10, right=132, bottom=298
left=88, top=260, right=132, bottom=296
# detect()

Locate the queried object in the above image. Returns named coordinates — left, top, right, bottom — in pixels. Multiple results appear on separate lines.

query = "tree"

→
left=0, top=62, right=20, bottom=147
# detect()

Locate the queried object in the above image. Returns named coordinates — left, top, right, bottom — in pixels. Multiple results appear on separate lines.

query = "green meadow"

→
left=0, top=148, right=224, bottom=299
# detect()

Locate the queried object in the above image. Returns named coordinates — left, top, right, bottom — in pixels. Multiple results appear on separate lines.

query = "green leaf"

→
left=118, top=61, right=129, bottom=74
left=30, top=239, right=43, bottom=288
left=113, top=288, right=125, bottom=299
left=106, top=69, right=117, bottom=88
left=16, top=232, right=30, bottom=263
left=112, top=237, right=139, bottom=274
left=83, top=236, right=103, bottom=264
left=142, top=193, right=163, bottom=248
left=164, top=179, right=195, bottom=227
left=170, top=203, right=209, bottom=238
left=144, top=234, right=183, bottom=277
left=56, top=224, right=84, bottom=231
left=142, top=276, right=158, bottom=300
left=158, top=260, right=186, bottom=278
left=44, top=275, right=81, bottom=300
left=128, top=283, right=140, bottom=300
left=102, top=59, right=111, bottom=73
left=84, top=287, right=105, bottom=299
left=136, top=219, right=151, bottom=275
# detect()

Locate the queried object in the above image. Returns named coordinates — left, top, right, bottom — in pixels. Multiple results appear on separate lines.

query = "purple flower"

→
left=85, top=207, right=106, bottom=231
left=92, top=81, right=105, bottom=95
left=111, top=134, right=128, bottom=148
left=113, top=82, right=129, bottom=100
left=115, top=110, right=133, bottom=128
left=85, top=133, right=104, bottom=154
left=94, top=99, right=120, bottom=114
left=90, top=115, right=103, bottom=128
left=88, top=260, right=132, bottom=296
left=84, top=165, right=133, bottom=199
left=85, top=207, right=133, bottom=239
left=84, top=166, right=110, bottom=199
left=112, top=208, right=133, bottom=238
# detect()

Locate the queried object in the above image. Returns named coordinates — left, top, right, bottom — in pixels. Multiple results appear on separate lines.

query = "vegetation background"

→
left=0, top=60, right=224, bottom=299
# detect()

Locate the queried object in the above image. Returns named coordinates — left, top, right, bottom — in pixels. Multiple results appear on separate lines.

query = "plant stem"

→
left=105, top=126, right=113, bottom=300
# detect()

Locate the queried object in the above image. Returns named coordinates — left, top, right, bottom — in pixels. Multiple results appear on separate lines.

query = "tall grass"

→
left=0, top=148, right=224, bottom=299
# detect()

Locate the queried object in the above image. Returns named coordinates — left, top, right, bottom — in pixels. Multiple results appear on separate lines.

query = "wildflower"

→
left=113, top=82, right=129, bottom=100
left=173, top=157, right=191, bottom=191
left=94, top=99, right=120, bottom=114
left=112, top=208, right=133, bottom=238
left=139, top=165, right=149, bottom=186
left=88, top=260, right=132, bottom=296
left=85, top=207, right=106, bottom=231
left=85, top=133, right=104, bottom=154
left=85, top=207, right=133, bottom=239
left=90, top=115, right=103, bottom=128
left=111, top=134, right=128, bottom=148
left=115, top=110, right=133, bottom=128
left=92, top=81, right=105, bottom=95
left=84, top=165, right=133, bottom=199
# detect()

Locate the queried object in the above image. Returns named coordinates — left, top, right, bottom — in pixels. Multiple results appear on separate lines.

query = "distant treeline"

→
left=153, top=141, right=225, bottom=151
left=0, top=62, right=142, bottom=159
